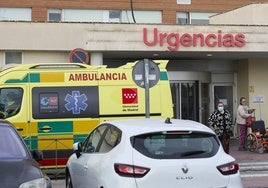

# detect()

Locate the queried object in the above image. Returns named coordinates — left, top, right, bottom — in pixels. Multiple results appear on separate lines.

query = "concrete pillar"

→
left=90, top=52, right=103, bottom=65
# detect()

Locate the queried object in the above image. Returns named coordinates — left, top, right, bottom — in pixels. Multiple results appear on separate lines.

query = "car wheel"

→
left=66, top=173, right=73, bottom=188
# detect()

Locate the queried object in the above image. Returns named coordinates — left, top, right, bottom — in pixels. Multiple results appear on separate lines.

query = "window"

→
left=177, top=12, right=190, bottom=24
left=109, top=10, right=121, bottom=22
left=48, top=9, right=62, bottom=22
left=121, top=10, right=162, bottom=23
left=5, top=52, right=22, bottom=65
left=104, top=10, right=161, bottom=23
left=177, top=0, right=191, bottom=4
left=48, top=9, right=161, bottom=23
left=82, top=124, right=121, bottom=153
left=191, top=12, right=217, bottom=24
left=177, top=12, right=217, bottom=25
left=83, top=125, right=108, bottom=153
left=0, top=126, right=27, bottom=158
left=32, top=86, right=99, bottom=119
left=0, top=88, right=23, bottom=118
left=132, top=132, right=219, bottom=159
left=0, top=8, right=31, bottom=21
left=99, top=125, right=121, bottom=153
left=62, top=9, right=102, bottom=22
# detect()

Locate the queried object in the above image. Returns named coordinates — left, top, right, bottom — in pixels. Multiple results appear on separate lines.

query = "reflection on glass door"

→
left=170, top=81, right=199, bottom=121
left=213, top=85, right=233, bottom=118
left=181, top=82, right=198, bottom=120
left=201, top=83, right=209, bottom=125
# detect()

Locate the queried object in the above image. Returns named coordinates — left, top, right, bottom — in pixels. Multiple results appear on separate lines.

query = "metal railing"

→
left=24, top=137, right=85, bottom=179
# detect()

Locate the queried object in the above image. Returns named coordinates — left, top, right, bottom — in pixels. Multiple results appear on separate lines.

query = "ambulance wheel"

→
left=246, top=133, right=258, bottom=152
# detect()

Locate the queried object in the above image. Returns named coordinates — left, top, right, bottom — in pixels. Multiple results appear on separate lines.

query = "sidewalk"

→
left=229, top=138, right=268, bottom=163
left=229, top=138, right=268, bottom=188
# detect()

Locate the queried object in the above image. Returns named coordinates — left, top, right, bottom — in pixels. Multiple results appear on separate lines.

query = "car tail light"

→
left=217, top=162, right=239, bottom=175
left=114, top=163, right=150, bottom=178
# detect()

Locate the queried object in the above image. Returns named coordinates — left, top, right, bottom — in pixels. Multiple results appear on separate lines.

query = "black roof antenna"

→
left=165, top=118, right=172, bottom=124
left=130, top=0, right=136, bottom=23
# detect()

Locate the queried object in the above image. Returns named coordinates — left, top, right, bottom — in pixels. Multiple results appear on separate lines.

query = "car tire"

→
left=66, top=173, right=73, bottom=188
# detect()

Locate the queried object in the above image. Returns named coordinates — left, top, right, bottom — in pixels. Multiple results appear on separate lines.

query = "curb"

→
left=239, top=162, right=268, bottom=172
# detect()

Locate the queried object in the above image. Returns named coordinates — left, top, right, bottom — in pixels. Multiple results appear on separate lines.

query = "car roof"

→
left=103, top=118, right=215, bottom=136
left=0, top=119, right=13, bottom=127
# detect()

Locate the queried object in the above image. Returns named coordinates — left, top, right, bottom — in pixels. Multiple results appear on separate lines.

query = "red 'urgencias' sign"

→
left=143, top=28, right=246, bottom=51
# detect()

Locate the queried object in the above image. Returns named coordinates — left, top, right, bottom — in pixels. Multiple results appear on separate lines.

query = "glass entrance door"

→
left=213, top=85, right=234, bottom=118
left=170, top=81, right=199, bottom=121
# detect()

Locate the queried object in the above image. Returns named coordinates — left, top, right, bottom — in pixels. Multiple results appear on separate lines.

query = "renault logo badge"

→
left=181, top=165, right=189, bottom=174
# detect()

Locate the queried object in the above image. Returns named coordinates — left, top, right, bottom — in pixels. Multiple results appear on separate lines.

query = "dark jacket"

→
left=208, top=109, right=232, bottom=137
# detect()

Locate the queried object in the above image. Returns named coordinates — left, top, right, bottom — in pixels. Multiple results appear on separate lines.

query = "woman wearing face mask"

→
left=208, top=102, right=233, bottom=154
left=237, top=97, right=255, bottom=151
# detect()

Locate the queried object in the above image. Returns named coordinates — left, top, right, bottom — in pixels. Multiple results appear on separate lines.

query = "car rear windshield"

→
left=132, top=131, right=219, bottom=159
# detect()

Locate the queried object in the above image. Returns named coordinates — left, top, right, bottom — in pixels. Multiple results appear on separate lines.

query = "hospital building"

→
left=1, top=0, right=268, bottom=134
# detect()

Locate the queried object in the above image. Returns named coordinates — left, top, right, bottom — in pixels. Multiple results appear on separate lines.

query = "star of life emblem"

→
left=65, top=91, right=88, bottom=114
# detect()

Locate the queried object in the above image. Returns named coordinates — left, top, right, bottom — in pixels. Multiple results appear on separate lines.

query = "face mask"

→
left=218, top=106, right=224, bottom=112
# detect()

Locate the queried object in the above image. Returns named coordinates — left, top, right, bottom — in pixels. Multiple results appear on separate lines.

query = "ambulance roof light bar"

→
left=30, top=64, right=87, bottom=69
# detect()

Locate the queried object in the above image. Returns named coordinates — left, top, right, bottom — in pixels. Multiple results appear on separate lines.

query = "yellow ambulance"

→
left=0, top=60, right=173, bottom=167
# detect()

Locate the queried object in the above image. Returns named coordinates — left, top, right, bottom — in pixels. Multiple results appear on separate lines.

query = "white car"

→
left=65, top=118, right=243, bottom=188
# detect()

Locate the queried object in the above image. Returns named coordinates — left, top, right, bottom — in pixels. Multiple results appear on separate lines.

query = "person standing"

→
left=208, top=102, right=233, bottom=154
left=237, top=97, right=255, bottom=151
